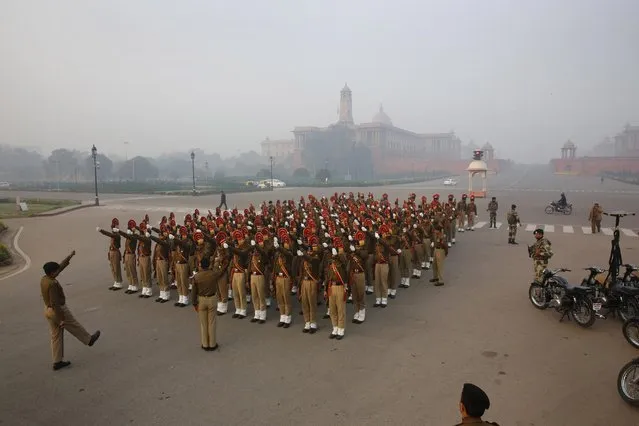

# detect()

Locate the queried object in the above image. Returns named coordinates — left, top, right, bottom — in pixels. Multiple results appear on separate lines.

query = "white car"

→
left=0, top=182, right=9, bottom=188
left=443, top=178, right=457, bottom=186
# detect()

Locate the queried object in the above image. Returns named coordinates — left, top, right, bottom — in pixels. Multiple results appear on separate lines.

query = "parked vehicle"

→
left=581, top=266, right=639, bottom=322
left=443, top=178, right=457, bottom=186
left=618, top=358, right=639, bottom=406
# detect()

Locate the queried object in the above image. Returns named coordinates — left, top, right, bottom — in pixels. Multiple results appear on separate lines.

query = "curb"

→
left=31, top=203, right=94, bottom=217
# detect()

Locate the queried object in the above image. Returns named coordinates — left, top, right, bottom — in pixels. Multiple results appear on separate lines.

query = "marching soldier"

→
left=169, top=226, right=193, bottom=307
left=228, top=229, right=250, bottom=319
left=529, top=228, right=553, bottom=283
left=371, top=224, right=394, bottom=308
left=446, top=194, right=457, bottom=244
left=349, top=231, right=368, bottom=324
left=386, top=224, right=401, bottom=299
left=410, top=222, right=424, bottom=279
left=149, top=224, right=172, bottom=303
left=297, top=235, right=321, bottom=333
left=191, top=257, right=222, bottom=351
left=420, top=215, right=433, bottom=270
left=325, top=238, right=348, bottom=339
left=96, top=218, right=123, bottom=290
left=363, top=220, right=376, bottom=294
left=506, top=204, right=521, bottom=244
left=131, top=222, right=153, bottom=298
left=456, top=194, right=467, bottom=232
left=398, top=229, right=412, bottom=288
left=118, top=219, right=140, bottom=294
left=430, top=220, right=448, bottom=286
left=466, top=195, right=477, bottom=231
left=487, top=196, right=498, bottom=228
left=212, top=232, right=231, bottom=314
left=273, top=232, right=294, bottom=327
left=249, top=232, right=268, bottom=324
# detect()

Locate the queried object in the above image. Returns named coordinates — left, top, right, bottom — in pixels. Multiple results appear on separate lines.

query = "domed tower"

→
left=372, top=104, right=393, bottom=126
left=561, top=140, right=577, bottom=159
left=338, top=83, right=354, bottom=124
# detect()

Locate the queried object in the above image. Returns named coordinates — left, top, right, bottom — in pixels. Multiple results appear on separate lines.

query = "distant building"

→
left=550, top=125, right=639, bottom=175
left=260, top=138, right=294, bottom=159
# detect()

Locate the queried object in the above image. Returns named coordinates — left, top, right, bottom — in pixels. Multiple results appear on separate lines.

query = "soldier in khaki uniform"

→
left=191, top=257, right=223, bottom=351
left=325, top=238, right=348, bottom=339
left=228, top=229, right=250, bottom=319
left=349, top=231, right=368, bottom=324
left=297, top=235, right=321, bottom=333
left=169, top=226, right=193, bottom=307
left=430, top=221, right=448, bottom=286
left=272, top=232, right=294, bottom=327
left=455, top=383, right=499, bottom=425
left=130, top=221, right=153, bottom=298
left=41, top=251, right=101, bottom=371
left=249, top=232, right=269, bottom=324
left=398, top=230, right=412, bottom=288
left=97, top=218, right=123, bottom=290
left=588, top=202, right=603, bottom=233
left=212, top=232, right=231, bottom=314
left=370, top=224, right=396, bottom=308
left=386, top=224, right=401, bottom=299
left=118, top=219, right=140, bottom=294
left=149, top=224, right=172, bottom=303
left=456, top=194, right=468, bottom=232
left=466, top=195, right=478, bottom=230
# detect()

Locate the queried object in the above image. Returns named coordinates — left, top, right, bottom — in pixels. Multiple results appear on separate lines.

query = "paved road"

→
left=1, top=167, right=638, bottom=425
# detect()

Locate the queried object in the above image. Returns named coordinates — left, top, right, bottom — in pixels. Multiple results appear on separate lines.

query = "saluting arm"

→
left=99, top=229, right=116, bottom=238
left=55, top=250, right=76, bottom=276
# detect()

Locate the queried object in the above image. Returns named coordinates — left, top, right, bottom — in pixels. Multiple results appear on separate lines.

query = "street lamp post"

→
left=204, top=161, right=209, bottom=186
left=191, top=151, right=196, bottom=196
left=91, top=145, right=100, bottom=206
left=269, top=156, right=274, bottom=191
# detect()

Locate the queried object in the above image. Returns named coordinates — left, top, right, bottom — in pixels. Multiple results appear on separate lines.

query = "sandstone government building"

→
left=261, top=85, right=501, bottom=179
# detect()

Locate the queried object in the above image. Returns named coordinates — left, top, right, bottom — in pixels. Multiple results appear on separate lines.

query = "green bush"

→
left=0, top=220, right=6, bottom=232
left=0, top=243, right=11, bottom=265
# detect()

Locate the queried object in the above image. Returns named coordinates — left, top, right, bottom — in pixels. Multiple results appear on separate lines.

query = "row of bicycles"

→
left=527, top=263, right=639, bottom=405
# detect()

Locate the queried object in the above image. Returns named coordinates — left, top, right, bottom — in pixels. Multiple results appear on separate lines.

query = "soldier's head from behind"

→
left=200, top=257, right=210, bottom=270
left=459, top=383, right=491, bottom=420
left=492, top=197, right=496, bottom=201
left=511, top=204, right=516, bottom=210
left=534, top=228, right=544, bottom=240
left=43, top=262, right=60, bottom=278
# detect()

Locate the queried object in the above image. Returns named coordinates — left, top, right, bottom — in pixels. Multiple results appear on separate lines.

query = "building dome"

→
left=482, top=142, right=494, bottom=150
left=467, top=160, right=488, bottom=172
left=563, top=140, right=575, bottom=149
left=372, top=104, right=393, bottom=126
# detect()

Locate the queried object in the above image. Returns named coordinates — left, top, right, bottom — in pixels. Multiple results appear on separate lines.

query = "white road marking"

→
left=621, top=228, right=639, bottom=237
left=525, top=224, right=536, bottom=232
left=0, top=226, right=32, bottom=282
left=544, top=225, right=555, bottom=233
left=495, top=222, right=503, bottom=229
left=602, top=228, right=613, bottom=236
left=563, top=226, right=574, bottom=233
left=582, top=227, right=592, bottom=234
left=475, top=221, right=487, bottom=229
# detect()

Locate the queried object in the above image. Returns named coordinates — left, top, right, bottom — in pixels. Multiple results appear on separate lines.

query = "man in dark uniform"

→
left=41, top=251, right=101, bottom=371
left=454, top=383, right=499, bottom=425
left=218, top=190, right=228, bottom=210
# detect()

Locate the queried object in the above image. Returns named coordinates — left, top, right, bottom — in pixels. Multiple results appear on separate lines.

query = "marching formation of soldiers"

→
left=97, top=191, right=480, bottom=340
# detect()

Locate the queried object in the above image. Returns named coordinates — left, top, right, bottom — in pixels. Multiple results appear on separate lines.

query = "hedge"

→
left=0, top=243, right=12, bottom=266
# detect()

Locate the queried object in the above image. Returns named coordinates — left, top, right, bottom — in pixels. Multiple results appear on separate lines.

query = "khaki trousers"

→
left=138, top=255, right=152, bottom=288
left=156, top=259, right=169, bottom=291
left=457, top=215, right=465, bottom=229
left=232, top=272, right=246, bottom=310
left=300, top=279, right=317, bottom=323
left=351, top=272, right=366, bottom=311
left=467, top=212, right=475, bottom=227
left=275, top=276, right=291, bottom=315
left=374, top=263, right=389, bottom=298
left=108, top=250, right=122, bottom=282
left=175, top=263, right=189, bottom=296
left=399, top=250, right=412, bottom=278
left=249, top=273, right=266, bottom=311
left=388, top=255, right=399, bottom=289
left=44, top=305, right=91, bottom=363
left=217, top=276, right=229, bottom=303
left=422, top=238, right=432, bottom=259
left=433, top=248, right=445, bottom=282
left=365, top=255, right=375, bottom=286
left=413, top=244, right=423, bottom=266
left=197, top=295, right=217, bottom=348
left=124, top=253, right=138, bottom=285
left=328, top=285, right=346, bottom=329
left=591, top=219, right=601, bottom=233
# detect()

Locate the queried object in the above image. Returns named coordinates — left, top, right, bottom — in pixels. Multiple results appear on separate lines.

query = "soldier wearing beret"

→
left=455, top=383, right=499, bottom=425
left=529, top=228, right=553, bottom=283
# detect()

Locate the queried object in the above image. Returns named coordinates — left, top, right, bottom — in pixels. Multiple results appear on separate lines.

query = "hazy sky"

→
left=1, top=0, right=638, bottom=162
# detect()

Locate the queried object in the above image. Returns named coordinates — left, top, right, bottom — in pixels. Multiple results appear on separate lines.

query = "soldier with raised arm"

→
left=129, top=221, right=153, bottom=298
left=228, top=229, right=250, bottom=319
left=349, top=230, right=368, bottom=324
left=96, top=218, right=123, bottom=290
left=297, top=235, right=322, bottom=333
left=325, top=238, right=349, bottom=340
left=273, top=231, right=294, bottom=328
left=170, top=226, right=193, bottom=307
left=118, top=219, right=140, bottom=294
left=149, top=224, right=172, bottom=303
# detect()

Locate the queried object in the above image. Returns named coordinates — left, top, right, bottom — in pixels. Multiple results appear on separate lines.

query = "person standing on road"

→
left=191, top=257, right=221, bottom=351
left=429, top=221, right=448, bottom=286
left=529, top=228, right=553, bottom=283
left=466, top=195, right=478, bottom=231
left=487, top=197, right=498, bottom=228
left=506, top=204, right=521, bottom=244
left=218, top=190, right=228, bottom=210
left=41, top=251, right=101, bottom=371
left=97, top=218, right=123, bottom=290
left=454, top=383, right=499, bottom=426
left=588, top=202, right=603, bottom=233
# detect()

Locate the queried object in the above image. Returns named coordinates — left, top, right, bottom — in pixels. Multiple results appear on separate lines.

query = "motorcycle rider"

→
left=529, top=229, right=553, bottom=283
left=557, top=192, right=567, bottom=209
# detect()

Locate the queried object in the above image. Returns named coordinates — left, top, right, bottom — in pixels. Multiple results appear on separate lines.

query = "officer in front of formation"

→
left=191, top=257, right=223, bottom=351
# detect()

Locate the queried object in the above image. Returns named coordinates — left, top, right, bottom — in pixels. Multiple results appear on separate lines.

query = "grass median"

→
left=0, top=198, right=80, bottom=219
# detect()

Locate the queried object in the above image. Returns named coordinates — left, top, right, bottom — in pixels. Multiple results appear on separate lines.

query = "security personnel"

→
left=41, top=251, right=100, bottom=371
left=169, top=226, right=193, bottom=307
left=430, top=221, right=448, bottom=286
left=487, top=197, right=499, bottom=228
left=212, top=231, right=231, bottom=314
left=272, top=233, right=294, bottom=327
left=149, top=224, right=172, bottom=303
left=466, top=195, right=478, bottom=230
left=97, top=218, right=123, bottom=290
left=506, top=204, right=521, bottom=244
left=228, top=229, right=250, bottom=319
left=248, top=232, right=269, bottom=324
left=455, top=383, right=499, bottom=425
left=118, top=219, right=140, bottom=294
left=325, top=238, right=348, bottom=339
left=398, top=229, right=412, bottom=288
left=130, top=222, right=153, bottom=298
left=456, top=194, right=468, bottom=232
left=191, top=257, right=222, bottom=351
left=386, top=224, right=401, bottom=299
left=297, top=235, right=321, bottom=333
left=349, top=231, right=368, bottom=324
left=530, top=228, right=553, bottom=283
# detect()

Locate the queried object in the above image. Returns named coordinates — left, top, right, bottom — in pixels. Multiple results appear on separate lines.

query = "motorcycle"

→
left=623, top=318, right=639, bottom=349
left=528, top=267, right=596, bottom=328
left=621, top=263, right=639, bottom=288
left=581, top=266, right=639, bottom=322
left=545, top=201, right=573, bottom=215
left=618, top=358, right=639, bottom=405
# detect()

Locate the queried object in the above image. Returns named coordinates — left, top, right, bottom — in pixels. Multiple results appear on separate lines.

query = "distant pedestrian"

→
left=218, top=190, right=228, bottom=210
left=506, top=204, right=521, bottom=244
left=588, top=202, right=603, bottom=233
left=454, top=383, right=499, bottom=425
left=486, top=197, right=498, bottom=228
left=41, top=251, right=101, bottom=371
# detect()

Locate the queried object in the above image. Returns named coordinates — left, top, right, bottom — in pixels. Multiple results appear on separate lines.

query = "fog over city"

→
left=1, top=0, right=638, bottom=166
